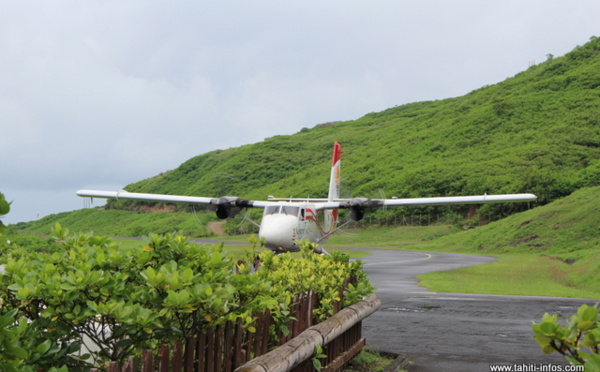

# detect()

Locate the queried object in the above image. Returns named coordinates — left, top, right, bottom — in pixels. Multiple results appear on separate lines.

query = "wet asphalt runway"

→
left=354, top=249, right=596, bottom=372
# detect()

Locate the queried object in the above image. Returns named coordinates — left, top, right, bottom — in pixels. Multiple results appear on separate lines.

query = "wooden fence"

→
left=91, top=288, right=376, bottom=372
left=235, top=296, right=381, bottom=372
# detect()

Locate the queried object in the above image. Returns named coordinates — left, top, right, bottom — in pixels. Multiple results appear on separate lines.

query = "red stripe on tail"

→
left=332, top=141, right=342, bottom=166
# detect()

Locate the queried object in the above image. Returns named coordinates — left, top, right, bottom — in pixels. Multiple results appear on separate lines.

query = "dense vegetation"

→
left=12, top=208, right=213, bottom=237
left=12, top=36, right=600, bottom=237
left=0, top=226, right=373, bottom=370
left=118, top=37, right=600, bottom=202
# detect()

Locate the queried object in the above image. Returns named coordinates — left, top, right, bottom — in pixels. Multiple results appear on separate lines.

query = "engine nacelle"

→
left=350, top=207, right=365, bottom=221
left=348, top=198, right=370, bottom=221
left=214, top=196, right=243, bottom=219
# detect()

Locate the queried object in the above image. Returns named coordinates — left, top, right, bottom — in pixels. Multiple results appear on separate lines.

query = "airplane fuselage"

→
left=258, top=202, right=329, bottom=252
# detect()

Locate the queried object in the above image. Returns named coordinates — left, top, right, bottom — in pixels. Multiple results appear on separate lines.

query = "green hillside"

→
left=14, top=36, right=600, bottom=237
left=119, top=36, right=600, bottom=204
left=417, top=186, right=600, bottom=258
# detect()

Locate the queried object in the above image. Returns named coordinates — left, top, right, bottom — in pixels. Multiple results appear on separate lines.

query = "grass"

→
left=416, top=254, right=600, bottom=299
left=343, top=349, right=401, bottom=372
left=326, top=225, right=459, bottom=248
left=113, top=237, right=371, bottom=260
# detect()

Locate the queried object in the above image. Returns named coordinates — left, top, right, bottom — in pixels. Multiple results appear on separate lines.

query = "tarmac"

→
left=354, top=249, right=596, bottom=372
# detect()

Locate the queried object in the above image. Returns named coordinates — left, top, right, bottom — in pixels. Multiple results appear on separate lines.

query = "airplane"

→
left=77, top=142, right=537, bottom=254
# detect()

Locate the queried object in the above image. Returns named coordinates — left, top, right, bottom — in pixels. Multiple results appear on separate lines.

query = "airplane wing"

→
left=76, top=189, right=272, bottom=219
left=77, top=189, right=215, bottom=204
left=315, top=193, right=538, bottom=210
left=380, top=193, right=538, bottom=207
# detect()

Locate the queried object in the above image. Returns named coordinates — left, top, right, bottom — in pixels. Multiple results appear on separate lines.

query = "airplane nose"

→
left=259, top=215, right=298, bottom=252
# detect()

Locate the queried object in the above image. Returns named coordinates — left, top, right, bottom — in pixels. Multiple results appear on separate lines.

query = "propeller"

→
left=341, top=197, right=385, bottom=221
left=211, top=196, right=254, bottom=219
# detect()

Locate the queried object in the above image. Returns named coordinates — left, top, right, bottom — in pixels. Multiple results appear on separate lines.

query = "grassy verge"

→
left=326, top=225, right=459, bottom=248
left=416, top=254, right=600, bottom=299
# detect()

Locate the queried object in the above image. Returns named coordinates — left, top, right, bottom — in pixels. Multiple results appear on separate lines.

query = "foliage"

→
left=0, top=308, right=74, bottom=372
left=0, top=225, right=373, bottom=369
left=312, top=345, right=327, bottom=371
left=532, top=304, right=600, bottom=370
left=13, top=207, right=213, bottom=237
left=0, top=309, right=67, bottom=372
left=255, top=243, right=375, bottom=322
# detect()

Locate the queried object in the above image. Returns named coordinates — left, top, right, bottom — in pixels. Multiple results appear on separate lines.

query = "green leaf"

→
left=211, top=251, right=225, bottom=265
left=182, top=267, right=194, bottom=283
left=312, top=358, right=322, bottom=371
left=583, top=333, right=598, bottom=348
left=584, top=354, right=600, bottom=372
left=579, top=304, right=598, bottom=323
left=578, top=320, right=595, bottom=332
left=539, top=322, right=557, bottom=336
left=143, top=267, right=157, bottom=281
left=541, top=344, right=556, bottom=354
left=36, top=339, right=52, bottom=354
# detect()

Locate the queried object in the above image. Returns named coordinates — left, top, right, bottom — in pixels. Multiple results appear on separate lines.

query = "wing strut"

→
left=317, top=218, right=355, bottom=245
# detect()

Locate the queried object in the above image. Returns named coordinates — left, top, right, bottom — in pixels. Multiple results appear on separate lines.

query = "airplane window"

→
left=265, top=206, right=280, bottom=215
left=281, top=206, right=300, bottom=216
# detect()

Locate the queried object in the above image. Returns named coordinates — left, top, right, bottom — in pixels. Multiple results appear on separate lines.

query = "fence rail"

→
left=91, top=288, right=377, bottom=372
left=234, top=296, right=382, bottom=372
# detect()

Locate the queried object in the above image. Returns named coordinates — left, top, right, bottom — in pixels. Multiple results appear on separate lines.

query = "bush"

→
left=0, top=224, right=374, bottom=369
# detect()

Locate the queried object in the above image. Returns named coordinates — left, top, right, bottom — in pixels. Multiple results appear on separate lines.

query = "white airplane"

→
left=77, top=142, right=537, bottom=254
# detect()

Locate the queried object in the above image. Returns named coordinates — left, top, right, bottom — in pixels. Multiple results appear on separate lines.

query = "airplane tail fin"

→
left=325, top=142, right=342, bottom=232
left=328, top=141, right=342, bottom=201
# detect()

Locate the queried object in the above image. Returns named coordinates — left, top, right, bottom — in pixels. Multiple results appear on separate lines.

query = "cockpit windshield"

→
left=265, top=206, right=280, bottom=215
left=264, top=205, right=301, bottom=217
left=281, top=206, right=300, bottom=216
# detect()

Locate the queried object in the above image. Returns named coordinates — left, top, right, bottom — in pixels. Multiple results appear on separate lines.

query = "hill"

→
left=14, top=36, right=600, bottom=237
left=420, top=186, right=600, bottom=259
left=118, top=36, right=600, bottom=205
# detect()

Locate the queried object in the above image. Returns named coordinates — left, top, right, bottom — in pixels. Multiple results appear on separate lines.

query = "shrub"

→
left=0, top=224, right=374, bottom=368
left=533, top=303, right=600, bottom=370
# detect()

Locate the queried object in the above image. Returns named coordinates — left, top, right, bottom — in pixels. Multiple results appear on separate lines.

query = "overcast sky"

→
left=1, top=1, right=599, bottom=225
